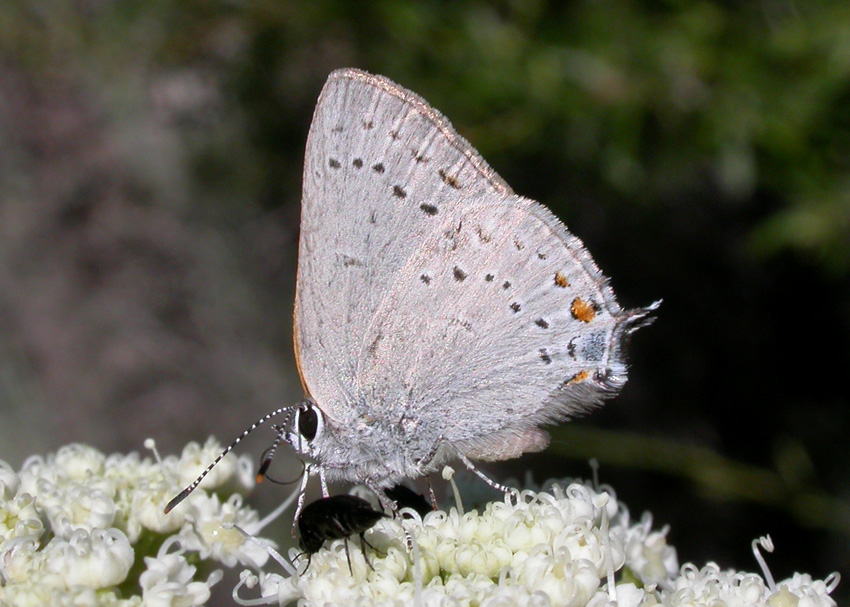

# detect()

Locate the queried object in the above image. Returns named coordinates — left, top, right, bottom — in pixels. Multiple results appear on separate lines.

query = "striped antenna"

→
left=257, top=425, right=285, bottom=483
left=164, top=403, right=303, bottom=514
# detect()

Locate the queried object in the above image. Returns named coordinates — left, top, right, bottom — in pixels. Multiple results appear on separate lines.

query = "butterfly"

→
left=166, top=68, right=658, bottom=518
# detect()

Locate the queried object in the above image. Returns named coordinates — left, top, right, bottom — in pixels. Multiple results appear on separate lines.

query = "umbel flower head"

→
left=0, top=439, right=272, bottom=607
left=235, top=475, right=840, bottom=607
left=0, top=442, right=840, bottom=607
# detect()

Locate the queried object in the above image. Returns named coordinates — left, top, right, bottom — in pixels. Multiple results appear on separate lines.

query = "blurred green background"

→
left=1, top=0, right=847, bottom=604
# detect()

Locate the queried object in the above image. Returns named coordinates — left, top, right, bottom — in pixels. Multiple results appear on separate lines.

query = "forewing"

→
left=296, top=69, right=513, bottom=422
left=297, top=68, right=654, bottom=460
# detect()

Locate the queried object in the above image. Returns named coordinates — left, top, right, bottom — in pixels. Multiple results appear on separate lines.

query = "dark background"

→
left=1, top=1, right=847, bottom=604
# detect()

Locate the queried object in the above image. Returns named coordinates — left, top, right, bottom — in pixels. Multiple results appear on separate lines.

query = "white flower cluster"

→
left=0, top=439, right=270, bottom=607
left=664, top=563, right=839, bottom=607
left=235, top=481, right=839, bottom=607
left=1, top=442, right=840, bottom=607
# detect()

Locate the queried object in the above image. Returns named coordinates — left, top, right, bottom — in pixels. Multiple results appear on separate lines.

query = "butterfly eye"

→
left=298, top=405, right=319, bottom=441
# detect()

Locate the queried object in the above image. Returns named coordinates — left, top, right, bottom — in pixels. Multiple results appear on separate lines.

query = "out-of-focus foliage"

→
left=3, top=1, right=848, bottom=268
left=0, top=1, right=848, bottom=606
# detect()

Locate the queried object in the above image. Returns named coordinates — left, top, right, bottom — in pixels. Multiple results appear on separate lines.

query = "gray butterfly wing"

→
left=296, top=68, right=513, bottom=424
left=356, top=193, right=655, bottom=462
left=296, top=68, right=655, bottom=463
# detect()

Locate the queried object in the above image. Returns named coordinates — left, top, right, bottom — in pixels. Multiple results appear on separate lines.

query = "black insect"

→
left=297, top=494, right=386, bottom=573
left=385, top=484, right=433, bottom=518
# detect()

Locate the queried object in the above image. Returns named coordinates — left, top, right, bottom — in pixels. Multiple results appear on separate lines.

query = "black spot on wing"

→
left=341, top=255, right=363, bottom=267
left=368, top=333, right=383, bottom=355
left=439, top=169, right=462, bottom=189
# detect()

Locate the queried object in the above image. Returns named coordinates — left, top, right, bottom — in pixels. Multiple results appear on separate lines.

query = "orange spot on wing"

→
left=570, top=297, right=596, bottom=323
left=554, top=271, right=570, bottom=288
left=565, top=370, right=590, bottom=386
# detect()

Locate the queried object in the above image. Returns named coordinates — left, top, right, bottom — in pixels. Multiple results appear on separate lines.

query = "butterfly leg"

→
left=365, top=479, right=420, bottom=551
left=366, top=479, right=398, bottom=514
left=425, top=475, right=438, bottom=510
left=455, top=450, right=518, bottom=498
left=291, top=463, right=314, bottom=537
left=319, top=467, right=330, bottom=497
left=428, top=437, right=517, bottom=496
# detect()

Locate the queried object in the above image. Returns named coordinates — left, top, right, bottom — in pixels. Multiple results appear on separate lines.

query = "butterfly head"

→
left=284, top=400, right=326, bottom=459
